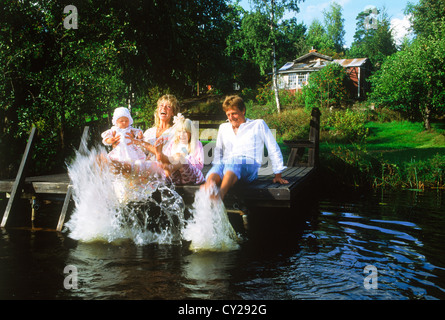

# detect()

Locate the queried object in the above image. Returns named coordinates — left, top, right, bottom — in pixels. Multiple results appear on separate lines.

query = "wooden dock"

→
left=0, top=108, right=321, bottom=230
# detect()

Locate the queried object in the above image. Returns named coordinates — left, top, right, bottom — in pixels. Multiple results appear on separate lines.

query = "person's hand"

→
left=125, top=131, right=136, bottom=145
left=273, top=173, right=289, bottom=184
left=107, top=131, right=121, bottom=148
left=154, top=136, right=167, bottom=147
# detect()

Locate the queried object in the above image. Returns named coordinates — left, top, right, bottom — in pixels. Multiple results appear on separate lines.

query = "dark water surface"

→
left=1, top=189, right=444, bottom=300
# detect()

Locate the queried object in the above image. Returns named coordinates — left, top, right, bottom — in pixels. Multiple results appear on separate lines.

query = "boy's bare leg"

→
left=218, top=171, right=238, bottom=200
left=201, top=173, right=221, bottom=198
left=201, top=171, right=238, bottom=201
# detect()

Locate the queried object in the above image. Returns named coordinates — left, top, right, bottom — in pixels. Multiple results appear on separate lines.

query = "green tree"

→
left=0, top=0, right=235, bottom=176
left=369, top=21, right=445, bottom=130
left=406, top=0, right=445, bottom=38
left=303, top=62, right=349, bottom=109
left=0, top=1, right=131, bottom=175
left=323, top=2, right=345, bottom=54
left=348, top=6, right=397, bottom=68
left=306, top=19, right=335, bottom=55
left=246, top=0, right=305, bottom=113
left=275, top=17, right=308, bottom=65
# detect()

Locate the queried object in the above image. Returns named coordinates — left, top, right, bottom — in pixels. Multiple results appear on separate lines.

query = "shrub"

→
left=263, top=109, right=310, bottom=141
left=303, top=62, right=350, bottom=110
left=324, top=109, right=369, bottom=143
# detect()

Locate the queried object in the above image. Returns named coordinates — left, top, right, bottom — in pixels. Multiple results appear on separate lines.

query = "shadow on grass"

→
left=370, top=147, right=445, bottom=164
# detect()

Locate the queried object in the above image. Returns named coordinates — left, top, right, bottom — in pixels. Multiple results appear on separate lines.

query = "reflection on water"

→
left=0, top=190, right=445, bottom=300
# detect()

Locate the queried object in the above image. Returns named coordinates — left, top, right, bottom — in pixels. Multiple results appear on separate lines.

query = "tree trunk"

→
left=270, top=0, right=281, bottom=113
left=424, top=104, right=431, bottom=131
left=272, top=44, right=281, bottom=113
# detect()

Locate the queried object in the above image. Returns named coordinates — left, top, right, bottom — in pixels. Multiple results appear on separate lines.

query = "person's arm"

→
left=261, top=120, right=288, bottom=184
left=187, top=140, right=204, bottom=170
left=102, top=129, right=120, bottom=147
left=126, top=132, right=156, bottom=155
left=212, top=124, right=225, bottom=165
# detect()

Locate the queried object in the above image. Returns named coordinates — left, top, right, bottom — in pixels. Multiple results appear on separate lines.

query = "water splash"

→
left=183, top=186, right=240, bottom=252
left=64, top=145, right=185, bottom=246
left=65, top=143, right=240, bottom=251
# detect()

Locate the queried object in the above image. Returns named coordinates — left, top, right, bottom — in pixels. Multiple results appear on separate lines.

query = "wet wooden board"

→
left=174, top=165, right=316, bottom=207
left=0, top=166, right=315, bottom=206
left=0, top=173, right=71, bottom=195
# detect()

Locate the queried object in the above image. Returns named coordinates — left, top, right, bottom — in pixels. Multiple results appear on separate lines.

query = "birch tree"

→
left=249, top=0, right=305, bottom=113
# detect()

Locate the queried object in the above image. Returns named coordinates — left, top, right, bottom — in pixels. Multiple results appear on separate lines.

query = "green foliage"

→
left=369, top=20, right=445, bottom=130
left=323, top=145, right=445, bottom=190
left=406, top=0, right=445, bottom=38
left=263, top=109, right=310, bottom=141
left=348, top=7, right=397, bottom=67
left=303, top=62, right=350, bottom=109
left=324, top=109, right=369, bottom=143
left=250, top=80, right=304, bottom=110
left=0, top=0, right=235, bottom=176
left=323, top=2, right=346, bottom=53
left=306, top=19, right=335, bottom=56
left=226, top=2, right=307, bottom=78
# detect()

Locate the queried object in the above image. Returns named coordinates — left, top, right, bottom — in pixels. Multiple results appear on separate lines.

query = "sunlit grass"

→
left=365, top=121, right=445, bottom=150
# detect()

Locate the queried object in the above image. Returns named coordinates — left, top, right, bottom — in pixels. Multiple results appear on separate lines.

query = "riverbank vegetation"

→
left=1, top=0, right=444, bottom=191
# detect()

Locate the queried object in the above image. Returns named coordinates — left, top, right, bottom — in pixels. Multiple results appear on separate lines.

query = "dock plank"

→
left=0, top=165, right=315, bottom=206
left=0, top=165, right=315, bottom=205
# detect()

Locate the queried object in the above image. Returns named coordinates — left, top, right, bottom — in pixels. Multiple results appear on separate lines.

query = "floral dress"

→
left=164, top=140, right=205, bottom=185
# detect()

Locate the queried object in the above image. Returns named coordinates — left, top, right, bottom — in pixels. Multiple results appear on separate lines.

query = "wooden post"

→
left=56, top=126, right=89, bottom=231
left=1, top=126, right=36, bottom=228
left=308, top=107, right=321, bottom=168
left=284, top=107, right=321, bottom=168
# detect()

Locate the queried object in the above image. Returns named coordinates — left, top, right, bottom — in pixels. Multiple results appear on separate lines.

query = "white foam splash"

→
left=183, top=186, right=240, bottom=252
left=65, top=144, right=240, bottom=251
left=65, top=145, right=185, bottom=245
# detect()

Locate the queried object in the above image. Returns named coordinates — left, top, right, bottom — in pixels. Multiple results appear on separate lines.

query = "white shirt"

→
left=213, top=119, right=287, bottom=174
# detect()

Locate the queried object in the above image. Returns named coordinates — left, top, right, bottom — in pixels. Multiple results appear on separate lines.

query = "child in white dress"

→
left=101, top=107, right=146, bottom=163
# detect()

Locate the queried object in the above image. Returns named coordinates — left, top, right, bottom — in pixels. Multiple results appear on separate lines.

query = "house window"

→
left=278, top=75, right=286, bottom=89
left=288, top=73, right=297, bottom=89
left=298, top=74, right=308, bottom=87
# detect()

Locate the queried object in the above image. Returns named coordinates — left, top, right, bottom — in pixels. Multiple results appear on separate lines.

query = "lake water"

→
left=0, top=189, right=444, bottom=303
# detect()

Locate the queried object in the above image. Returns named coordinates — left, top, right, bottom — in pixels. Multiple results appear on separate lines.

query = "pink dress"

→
left=164, top=140, right=205, bottom=185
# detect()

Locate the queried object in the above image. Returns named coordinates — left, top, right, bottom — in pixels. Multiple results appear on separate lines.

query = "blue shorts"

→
left=206, top=157, right=260, bottom=183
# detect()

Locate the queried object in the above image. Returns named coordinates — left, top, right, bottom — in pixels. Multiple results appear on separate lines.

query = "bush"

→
left=303, top=62, right=350, bottom=110
left=322, top=146, right=445, bottom=190
left=263, top=109, right=310, bottom=141
left=324, top=109, right=369, bottom=143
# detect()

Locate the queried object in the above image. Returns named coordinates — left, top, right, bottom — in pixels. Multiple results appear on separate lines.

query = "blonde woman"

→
left=111, top=94, right=179, bottom=176
left=139, top=94, right=180, bottom=160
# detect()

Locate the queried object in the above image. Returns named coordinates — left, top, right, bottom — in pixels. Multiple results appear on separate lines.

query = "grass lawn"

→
left=319, top=120, right=445, bottom=165
left=365, top=121, right=445, bottom=150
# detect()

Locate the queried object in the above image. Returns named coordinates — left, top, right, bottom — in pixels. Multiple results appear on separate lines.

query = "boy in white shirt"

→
left=203, top=95, right=288, bottom=200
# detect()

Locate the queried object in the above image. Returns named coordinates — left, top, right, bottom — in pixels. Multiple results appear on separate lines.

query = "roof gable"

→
left=295, top=51, right=333, bottom=63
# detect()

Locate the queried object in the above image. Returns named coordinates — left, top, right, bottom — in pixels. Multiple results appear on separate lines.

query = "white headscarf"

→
left=112, top=107, right=133, bottom=126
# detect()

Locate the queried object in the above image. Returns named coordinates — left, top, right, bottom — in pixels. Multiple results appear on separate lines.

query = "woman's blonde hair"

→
left=154, top=94, right=180, bottom=127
